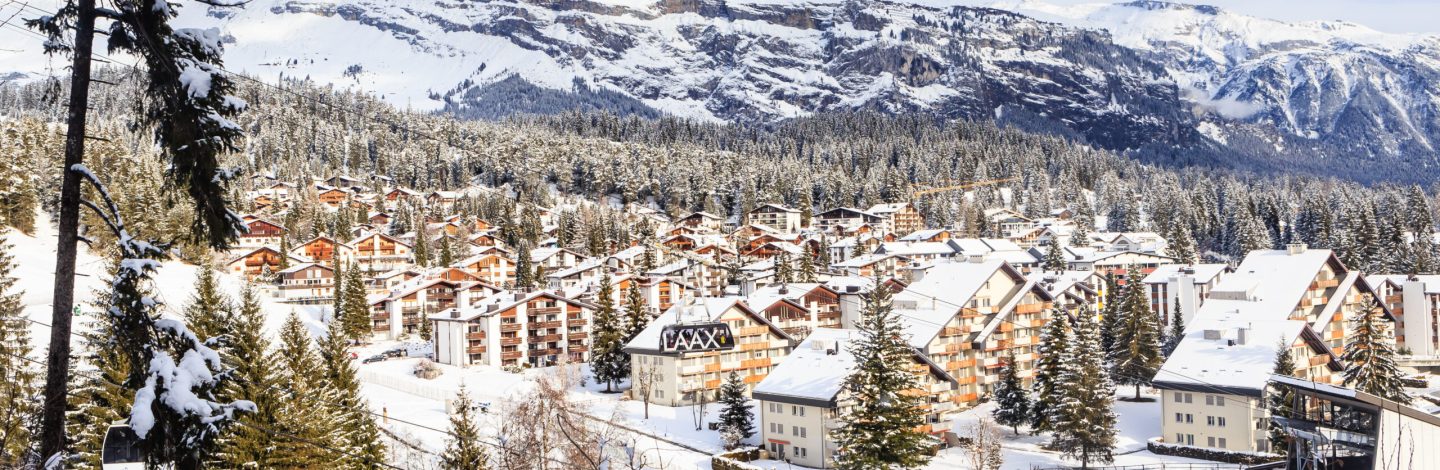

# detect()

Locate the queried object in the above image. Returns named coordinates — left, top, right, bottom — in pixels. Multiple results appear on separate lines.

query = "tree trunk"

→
left=39, top=0, right=97, bottom=461
left=1136, top=384, right=1142, bottom=400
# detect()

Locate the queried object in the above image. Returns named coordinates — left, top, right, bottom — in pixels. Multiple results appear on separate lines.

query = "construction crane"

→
left=911, top=177, right=1019, bottom=200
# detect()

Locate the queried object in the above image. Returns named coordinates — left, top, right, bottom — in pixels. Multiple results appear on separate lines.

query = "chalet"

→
left=368, top=212, right=393, bottom=226
left=369, top=268, right=421, bottom=294
left=350, top=232, right=414, bottom=272
left=831, top=253, right=908, bottom=279
left=678, top=211, right=726, bottom=231
left=277, top=263, right=336, bottom=304
left=251, top=194, right=275, bottom=211
left=227, top=247, right=306, bottom=280
left=290, top=236, right=355, bottom=268
left=625, top=299, right=796, bottom=406
left=747, top=203, right=803, bottom=232
left=546, top=258, right=609, bottom=293
left=754, top=329, right=957, bottom=466
left=258, top=181, right=296, bottom=201
left=238, top=218, right=286, bottom=248
left=323, top=175, right=363, bottom=188
left=468, top=232, right=502, bottom=248
left=983, top=208, right=1034, bottom=236
left=1045, top=246, right=1176, bottom=282
left=432, top=290, right=596, bottom=368
left=899, top=228, right=951, bottom=243
left=530, top=247, right=586, bottom=272
left=317, top=187, right=349, bottom=208
left=473, top=218, right=494, bottom=232
left=866, top=202, right=924, bottom=235
left=1026, top=270, right=1104, bottom=313
left=743, top=283, right=842, bottom=338
left=455, top=253, right=516, bottom=287
left=426, top=190, right=461, bottom=208
left=744, top=241, right=805, bottom=260
left=384, top=187, right=422, bottom=205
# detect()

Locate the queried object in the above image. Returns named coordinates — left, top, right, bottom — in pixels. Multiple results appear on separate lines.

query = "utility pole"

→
left=39, top=0, right=97, bottom=460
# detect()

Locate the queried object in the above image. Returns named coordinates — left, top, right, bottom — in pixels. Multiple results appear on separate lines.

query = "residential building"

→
left=239, top=218, right=286, bottom=248
left=1142, top=264, right=1230, bottom=325
left=813, top=207, right=883, bottom=234
left=226, top=246, right=305, bottom=280
left=1368, top=274, right=1440, bottom=357
left=678, top=211, right=726, bottom=232
left=431, top=290, right=595, bottom=368
left=747, top=203, right=803, bottom=232
left=368, top=279, right=462, bottom=340
left=752, top=328, right=957, bottom=468
left=350, top=232, right=413, bottom=272
left=277, top=263, right=335, bottom=304
left=866, top=202, right=924, bottom=235
left=624, top=299, right=796, bottom=406
left=455, top=252, right=517, bottom=287
left=290, top=235, right=354, bottom=267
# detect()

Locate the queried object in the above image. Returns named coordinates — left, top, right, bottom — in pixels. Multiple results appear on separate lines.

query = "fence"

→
left=356, top=368, right=455, bottom=402
left=1029, top=464, right=1245, bottom=470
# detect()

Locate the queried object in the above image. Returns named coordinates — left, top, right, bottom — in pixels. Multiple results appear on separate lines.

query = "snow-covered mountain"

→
left=4, top=0, right=1438, bottom=179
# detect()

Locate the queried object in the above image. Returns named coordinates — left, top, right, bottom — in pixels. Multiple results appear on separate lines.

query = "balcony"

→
left=530, top=307, right=563, bottom=315
left=499, top=323, right=521, bottom=332
left=500, top=337, right=522, bottom=346
left=529, top=348, right=561, bottom=356
left=529, top=320, right=563, bottom=330
left=501, top=350, right=522, bottom=360
left=1309, top=355, right=1330, bottom=367
left=568, top=318, right=588, bottom=326
left=466, top=332, right=486, bottom=341
left=530, top=334, right=562, bottom=343
left=567, top=332, right=588, bottom=340
left=466, top=346, right=486, bottom=354
left=568, top=345, right=588, bottom=353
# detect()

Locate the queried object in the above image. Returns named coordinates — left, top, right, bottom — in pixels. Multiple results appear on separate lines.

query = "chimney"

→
left=1235, top=327, right=1248, bottom=346
left=1286, top=243, right=1307, bottom=255
left=449, top=309, right=460, bottom=319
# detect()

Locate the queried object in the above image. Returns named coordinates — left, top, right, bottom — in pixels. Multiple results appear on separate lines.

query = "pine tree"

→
left=65, top=317, right=133, bottom=468
left=716, top=371, right=754, bottom=450
left=991, top=349, right=1031, bottom=436
left=1029, top=309, right=1072, bottom=434
left=639, top=243, right=657, bottom=275
left=216, top=284, right=283, bottom=468
left=419, top=311, right=434, bottom=342
left=1070, top=215, right=1092, bottom=248
left=1098, top=274, right=1120, bottom=357
left=589, top=273, right=629, bottom=391
left=833, top=280, right=932, bottom=469
left=1167, top=219, right=1198, bottom=265
left=440, top=383, right=490, bottom=470
left=775, top=251, right=793, bottom=283
left=1340, top=296, right=1411, bottom=404
left=850, top=238, right=867, bottom=258
left=623, top=282, right=649, bottom=341
left=1050, top=308, right=1117, bottom=468
left=183, top=268, right=231, bottom=344
left=1109, top=278, right=1163, bottom=400
left=0, top=233, right=37, bottom=466
left=415, top=230, right=432, bottom=267
left=317, top=319, right=387, bottom=468
left=440, top=234, right=455, bottom=267
left=800, top=244, right=819, bottom=282
left=341, top=263, right=371, bottom=342
left=271, top=312, right=339, bottom=467
left=515, top=242, right=534, bottom=290
left=279, top=236, right=292, bottom=270
left=1162, top=299, right=1185, bottom=357
left=1267, top=339, right=1297, bottom=456
left=1043, top=236, right=1066, bottom=273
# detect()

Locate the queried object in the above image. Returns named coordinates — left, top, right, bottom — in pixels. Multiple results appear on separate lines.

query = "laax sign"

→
left=659, top=323, right=736, bottom=353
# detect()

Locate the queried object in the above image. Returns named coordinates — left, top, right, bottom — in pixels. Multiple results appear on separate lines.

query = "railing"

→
left=466, top=332, right=485, bottom=341
left=499, top=323, right=521, bottom=332
left=500, top=350, right=522, bottom=360
left=529, top=320, right=563, bottom=330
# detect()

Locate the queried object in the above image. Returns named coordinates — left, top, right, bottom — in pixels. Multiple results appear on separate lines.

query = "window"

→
left=793, top=406, right=805, bottom=417
left=1215, top=396, right=1225, bottom=407
left=771, top=423, right=782, bottom=434
left=1218, top=438, right=1227, bottom=448
left=1207, top=437, right=1215, bottom=447
left=795, top=447, right=807, bottom=458
left=1174, top=392, right=1182, bottom=403
left=1207, top=416, right=1215, bottom=426
left=1217, top=417, right=1227, bottom=427
left=1184, top=393, right=1193, bottom=403
left=1185, top=414, right=1193, bottom=423
left=1175, top=433, right=1183, bottom=443
left=1205, top=396, right=1214, bottom=405
left=655, top=389, right=664, bottom=399
left=792, top=426, right=801, bottom=436
left=1174, top=413, right=1183, bottom=423
left=1185, top=434, right=1194, bottom=445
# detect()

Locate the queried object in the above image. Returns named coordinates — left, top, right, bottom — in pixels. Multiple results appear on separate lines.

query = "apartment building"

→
left=831, top=253, right=909, bottom=278
left=367, top=279, right=464, bottom=340
left=1369, top=274, right=1440, bottom=357
left=431, top=290, right=595, bottom=368
left=1142, top=264, right=1230, bottom=325
left=813, top=207, right=884, bottom=234
left=227, top=246, right=306, bottom=280
left=1155, top=307, right=1342, bottom=453
left=866, top=202, right=924, bottom=235
left=892, top=258, right=1057, bottom=411
left=752, top=328, right=956, bottom=468
left=1027, top=270, right=1104, bottom=313
left=239, top=218, right=287, bottom=248
left=747, top=203, right=803, bottom=232
left=624, top=299, right=796, bottom=406
left=350, top=232, right=413, bottom=272
left=531, top=247, right=587, bottom=272
left=745, top=283, right=844, bottom=337
left=277, top=263, right=335, bottom=304
left=290, top=235, right=355, bottom=268
left=677, top=211, right=726, bottom=232
left=454, top=252, right=516, bottom=287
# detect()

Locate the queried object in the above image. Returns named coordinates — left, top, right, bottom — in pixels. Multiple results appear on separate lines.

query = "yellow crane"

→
left=911, top=177, right=1019, bottom=200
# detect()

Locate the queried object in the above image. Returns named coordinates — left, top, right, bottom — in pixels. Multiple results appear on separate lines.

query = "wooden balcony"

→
left=567, top=317, right=588, bottom=326
left=466, top=332, right=486, bottom=341
left=529, top=320, right=563, bottom=330
left=501, top=350, right=522, bottom=360
left=568, top=345, right=588, bottom=353
left=1308, top=355, right=1330, bottom=367
left=530, top=334, right=562, bottom=343
left=530, top=306, right=563, bottom=315
left=466, top=346, right=486, bottom=354
left=499, top=322, right=521, bottom=332
left=567, top=332, right=588, bottom=340
left=529, top=348, right=561, bottom=356
left=500, top=337, right=522, bottom=346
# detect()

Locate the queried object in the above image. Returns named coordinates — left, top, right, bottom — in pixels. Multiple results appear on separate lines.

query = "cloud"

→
left=1181, top=86, right=1267, bottom=119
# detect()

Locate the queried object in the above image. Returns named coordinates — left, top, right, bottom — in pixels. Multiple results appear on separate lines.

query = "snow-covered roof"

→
left=1027, top=270, right=1098, bottom=299
left=895, top=308, right=948, bottom=349
left=833, top=253, right=900, bottom=268
left=1368, top=274, right=1440, bottom=294
left=1154, top=304, right=1322, bottom=397
left=865, top=203, right=909, bottom=215
left=277, top=262, right=329, bottom=275
left=625, top=298, right=741, bottom=353
left=824, top=276, right=875, bottom=293
left=875, top=242, right=955, bottom=256
left=899, top=228, right=947, bottom=242
left=752, top=328, right=859, bottom=405
left=1208, top=248, right=1337, bottom=316
left=432, top=290, right=592, bottom=322
left=895, top=259, right=1009, bottom=310
left=744, top=283, right=819, bottom=311
left=1141, top=264, right=1229, bottom=285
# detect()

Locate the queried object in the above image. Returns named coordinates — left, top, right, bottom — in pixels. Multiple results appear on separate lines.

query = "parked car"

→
left=362, top=355, right=387, bottom=364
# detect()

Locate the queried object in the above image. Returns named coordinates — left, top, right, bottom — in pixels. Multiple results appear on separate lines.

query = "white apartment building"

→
left=752, top=328, right=956, bottom=468
left=1142, top=263, right=1230, bottom=325
left=747, top=203, right=803, bottom=232
left=1369, top=274, right=1440, bottom=357
left=624, top=299, right=796, bottom=407
left=431, top=290, right=595, bottom=368
left=276, top=263, right=335, bottom=304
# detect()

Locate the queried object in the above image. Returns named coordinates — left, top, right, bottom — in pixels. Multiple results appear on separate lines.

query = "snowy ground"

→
left=8, top=217, right=1220, bottom=469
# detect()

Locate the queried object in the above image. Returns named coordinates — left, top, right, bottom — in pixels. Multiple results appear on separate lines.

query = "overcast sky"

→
left=997, top=0, right=1440, bottom=34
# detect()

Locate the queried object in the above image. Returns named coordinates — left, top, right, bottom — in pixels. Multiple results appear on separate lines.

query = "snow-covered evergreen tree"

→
left=1050, top=308, right=1117, bottom=467
left=1109, top=278, right=1163, bottom=400
left=1042, top=236, right=1066, bottom=273
left=1098, top=274, right=1120, bottom=358
left=623, top=282, right=649, bottom=342
left=340, top=263, right=371, bottom=342
left=215, top=284, right=283, bottom=468
left=415, top=230, right=432, bottom=267
left=515, top=242, right=534, bottom=290
left=183, top=268, right=231, bottom=345
left=990, top=349, right=1031, bottom=436
left=316, top=319, right=386, bottom=467
left=716, top=371, right=754, bottom=450
left=0, top=233, right=37, bottom=465
left=1029, top=308, right=1071, bottom=434
left=833, top=281, right=932, bottom=469
left=1162, top=299, right=1184, bottom=357
left=1340, top=297, right=1410, bottom=404
left=271, top=312, right=338, bottom=467
left=589, top=273, right=629, bottom=391
left=775, top=251, right=793, bottom=283
left=440, top=383, right=490, bottom=470
left=1267, top=339, right=1297, bottom=456
left=801, top=244, right=819, bottom=282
